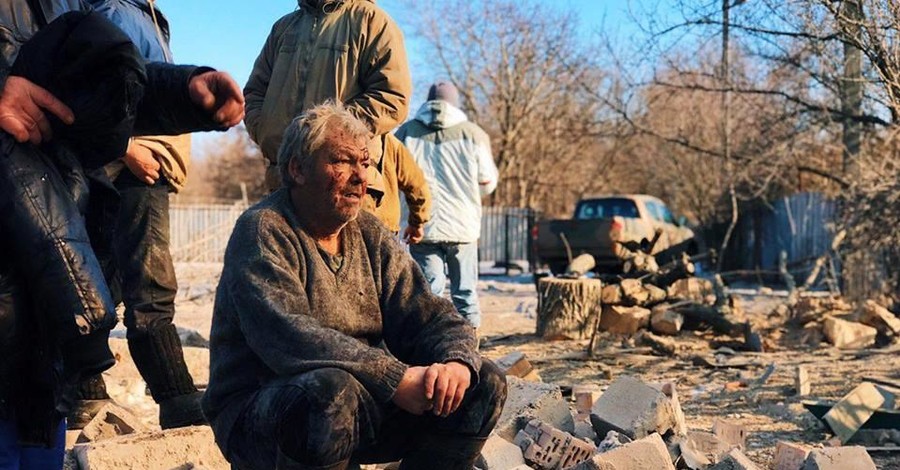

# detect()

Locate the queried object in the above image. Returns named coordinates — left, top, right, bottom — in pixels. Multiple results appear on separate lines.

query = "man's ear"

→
left=288, top=157, right=306, bottom=186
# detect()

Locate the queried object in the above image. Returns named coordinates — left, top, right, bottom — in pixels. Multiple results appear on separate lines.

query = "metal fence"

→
left=710, top=191, right=896, bottom=299
left=479, top=207, right=538, bottom=273
left=170, top=202, right=247, bottom=263
left=169, top=201, right=539, bottom=270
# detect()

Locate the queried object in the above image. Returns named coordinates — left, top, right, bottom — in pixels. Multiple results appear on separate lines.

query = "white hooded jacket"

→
left=395, top=100, right=498, bottom=243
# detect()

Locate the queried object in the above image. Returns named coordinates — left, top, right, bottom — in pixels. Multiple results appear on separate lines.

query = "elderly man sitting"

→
left=202, top=101, right=506, bottom=470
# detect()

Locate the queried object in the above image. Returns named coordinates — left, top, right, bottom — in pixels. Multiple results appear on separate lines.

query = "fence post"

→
left=527, top=209, right=536, bottom=273
left=504, top=213, right=511, bottom=276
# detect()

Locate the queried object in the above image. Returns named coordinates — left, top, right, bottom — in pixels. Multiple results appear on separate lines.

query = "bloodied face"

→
left=292, top=127, right=370, bottom=228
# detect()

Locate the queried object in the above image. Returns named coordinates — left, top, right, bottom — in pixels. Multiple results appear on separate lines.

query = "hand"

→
left=403, top=224, right=424, bottom=244
left=392, top=366, right=433, bottom=415
left=188, top=71, right=244, bottom=127
left=0, top=76, right=74, bottom=144
left=123, top=141, right=160, bottom=185
left=423, top=361, right=471, bottom=417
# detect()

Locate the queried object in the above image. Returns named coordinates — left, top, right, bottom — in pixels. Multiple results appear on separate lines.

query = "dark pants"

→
left=226, top=361, right=507, bottom=470
left=82, top=170, right=195, bottom=403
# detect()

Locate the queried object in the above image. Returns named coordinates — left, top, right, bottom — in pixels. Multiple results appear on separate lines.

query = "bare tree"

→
left=179, top=125, right=268, bottom=202
left=403, top=0, right=617, bottom=214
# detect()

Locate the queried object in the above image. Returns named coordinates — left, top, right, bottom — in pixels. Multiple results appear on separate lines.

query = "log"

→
left=646, top=253, right=696, bottom=288
left=566, top=253, right=596, bottom=277
left=536, top=278, right=603, bottom=340
left=673, top=303, right=743, bottom=336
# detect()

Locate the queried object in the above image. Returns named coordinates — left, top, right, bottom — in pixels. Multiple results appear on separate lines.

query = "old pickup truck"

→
left=534, top=195, right=696, bottom=274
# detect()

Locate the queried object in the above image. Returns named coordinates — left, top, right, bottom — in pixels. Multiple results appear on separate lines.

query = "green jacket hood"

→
left=299, top=0, right=373, bottom=12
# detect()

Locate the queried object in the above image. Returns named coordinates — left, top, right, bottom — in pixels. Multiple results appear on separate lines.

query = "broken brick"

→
left=514, top=419, right=596, bottom=470
left=713, top=420, right=748, bottom=449
left=774, top=441, right=811, bottom=470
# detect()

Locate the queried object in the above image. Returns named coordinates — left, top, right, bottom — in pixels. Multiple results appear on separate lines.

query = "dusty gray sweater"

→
left=202, top=190, right=480, bottom=450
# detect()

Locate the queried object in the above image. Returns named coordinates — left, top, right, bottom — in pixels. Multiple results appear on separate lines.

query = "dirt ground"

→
left=107, top=263, right=900, bottom=469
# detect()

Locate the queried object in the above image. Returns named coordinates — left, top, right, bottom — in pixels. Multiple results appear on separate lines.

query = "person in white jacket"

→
left=395, top=82, right=498, bottom=329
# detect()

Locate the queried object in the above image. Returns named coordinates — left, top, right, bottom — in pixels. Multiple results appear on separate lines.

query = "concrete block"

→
left=801, top=446, right=876, bottom=470
left=709, top=449, right=760, bottom=470
left=713, top=419, right=748, bottom=449
left=74, top=426, right=228, bottom=470
left=774, top=441, right=811, bottom=470
left=859, top=300, right=900, bottom=335
left=650, top=305, right=684, bottom=336
left=599, top=306, right=651, bottom=335
left=514, top=419, right=595, bottom=470
left=795, top=365, right=811, bottom=397
left=77, top=402, right=145, bottom=443
left=571, top=433, right=675, bottom=470
left=477, top=433, right=526, bottom=470
left=496, top=377, right=575, bottom=442
left=590, top=376, right=685, bottom=440
left=822, top=317, right=876, bottom=349
left=823, top=382, right=886, bottom=443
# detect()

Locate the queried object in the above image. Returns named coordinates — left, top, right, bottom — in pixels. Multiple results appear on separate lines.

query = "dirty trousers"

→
left=225, top=361, right=506, bottom=469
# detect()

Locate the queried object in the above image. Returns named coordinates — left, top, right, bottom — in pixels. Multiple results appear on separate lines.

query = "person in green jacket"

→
left=244, top=0, right=412, bottom=199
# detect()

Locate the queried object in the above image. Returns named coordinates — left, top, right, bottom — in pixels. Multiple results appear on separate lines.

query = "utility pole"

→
left=716, top=0, right=741, bottom=272
left=841, top=0, right=863, bottom=179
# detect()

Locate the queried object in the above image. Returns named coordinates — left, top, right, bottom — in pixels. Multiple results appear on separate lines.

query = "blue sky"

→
left=157, top=0, right=643, bottom=148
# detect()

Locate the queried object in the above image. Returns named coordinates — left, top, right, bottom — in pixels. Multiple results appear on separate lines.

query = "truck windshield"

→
left=575, top=198, right=640, bottom=219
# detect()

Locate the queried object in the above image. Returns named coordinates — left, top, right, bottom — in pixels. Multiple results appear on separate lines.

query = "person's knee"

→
left=278, top=369, right=365, bottom=464
left=463, top=360, right=507, bottom=435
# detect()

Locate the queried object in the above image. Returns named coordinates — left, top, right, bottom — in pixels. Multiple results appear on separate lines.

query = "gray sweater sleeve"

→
left=224, top=213, right=407, bottom=402
left=366, top=218, right=482, bottom=379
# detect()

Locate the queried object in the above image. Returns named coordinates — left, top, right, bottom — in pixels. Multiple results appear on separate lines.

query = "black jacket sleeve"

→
left=133, top=63, right=227, bottom=136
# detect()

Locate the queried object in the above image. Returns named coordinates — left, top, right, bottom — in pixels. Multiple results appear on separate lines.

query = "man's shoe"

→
left=158, top=390, right=206, bottom=429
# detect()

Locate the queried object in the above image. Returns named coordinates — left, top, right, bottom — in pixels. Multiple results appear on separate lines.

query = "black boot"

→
left=67, top=374, right=112, bottom=430
left=399, top=435, right=488, bottom=470
left=127, top=323, right=204, bottom=428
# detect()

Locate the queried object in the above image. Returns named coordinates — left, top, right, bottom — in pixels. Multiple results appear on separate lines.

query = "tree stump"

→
left=536, top=278, right=603, bottom=340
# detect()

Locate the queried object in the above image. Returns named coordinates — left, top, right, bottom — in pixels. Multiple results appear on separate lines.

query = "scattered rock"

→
left=822, top=317, right=876, bottom=349
left=477, top=433, right=526, bottom=470
left=78, top=402, right=145, bottom=444
left=709, top=448, right=760, bottom=470
left=74, top=426, right=228, bottom=470
left=590, top=376, right=686, bottom=440
left=801, top=446, right=876, bottom=470
left=571, top=433, right=675, bottom=470
left=495, top=377, right=575, bottom=442
left=176, top=326, right=210, bottom=348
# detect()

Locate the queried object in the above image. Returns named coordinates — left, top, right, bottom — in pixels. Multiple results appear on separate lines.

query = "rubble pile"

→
left=469, top=373, right=879, bottom=470
left=789, top=296, right=900, bottom=350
